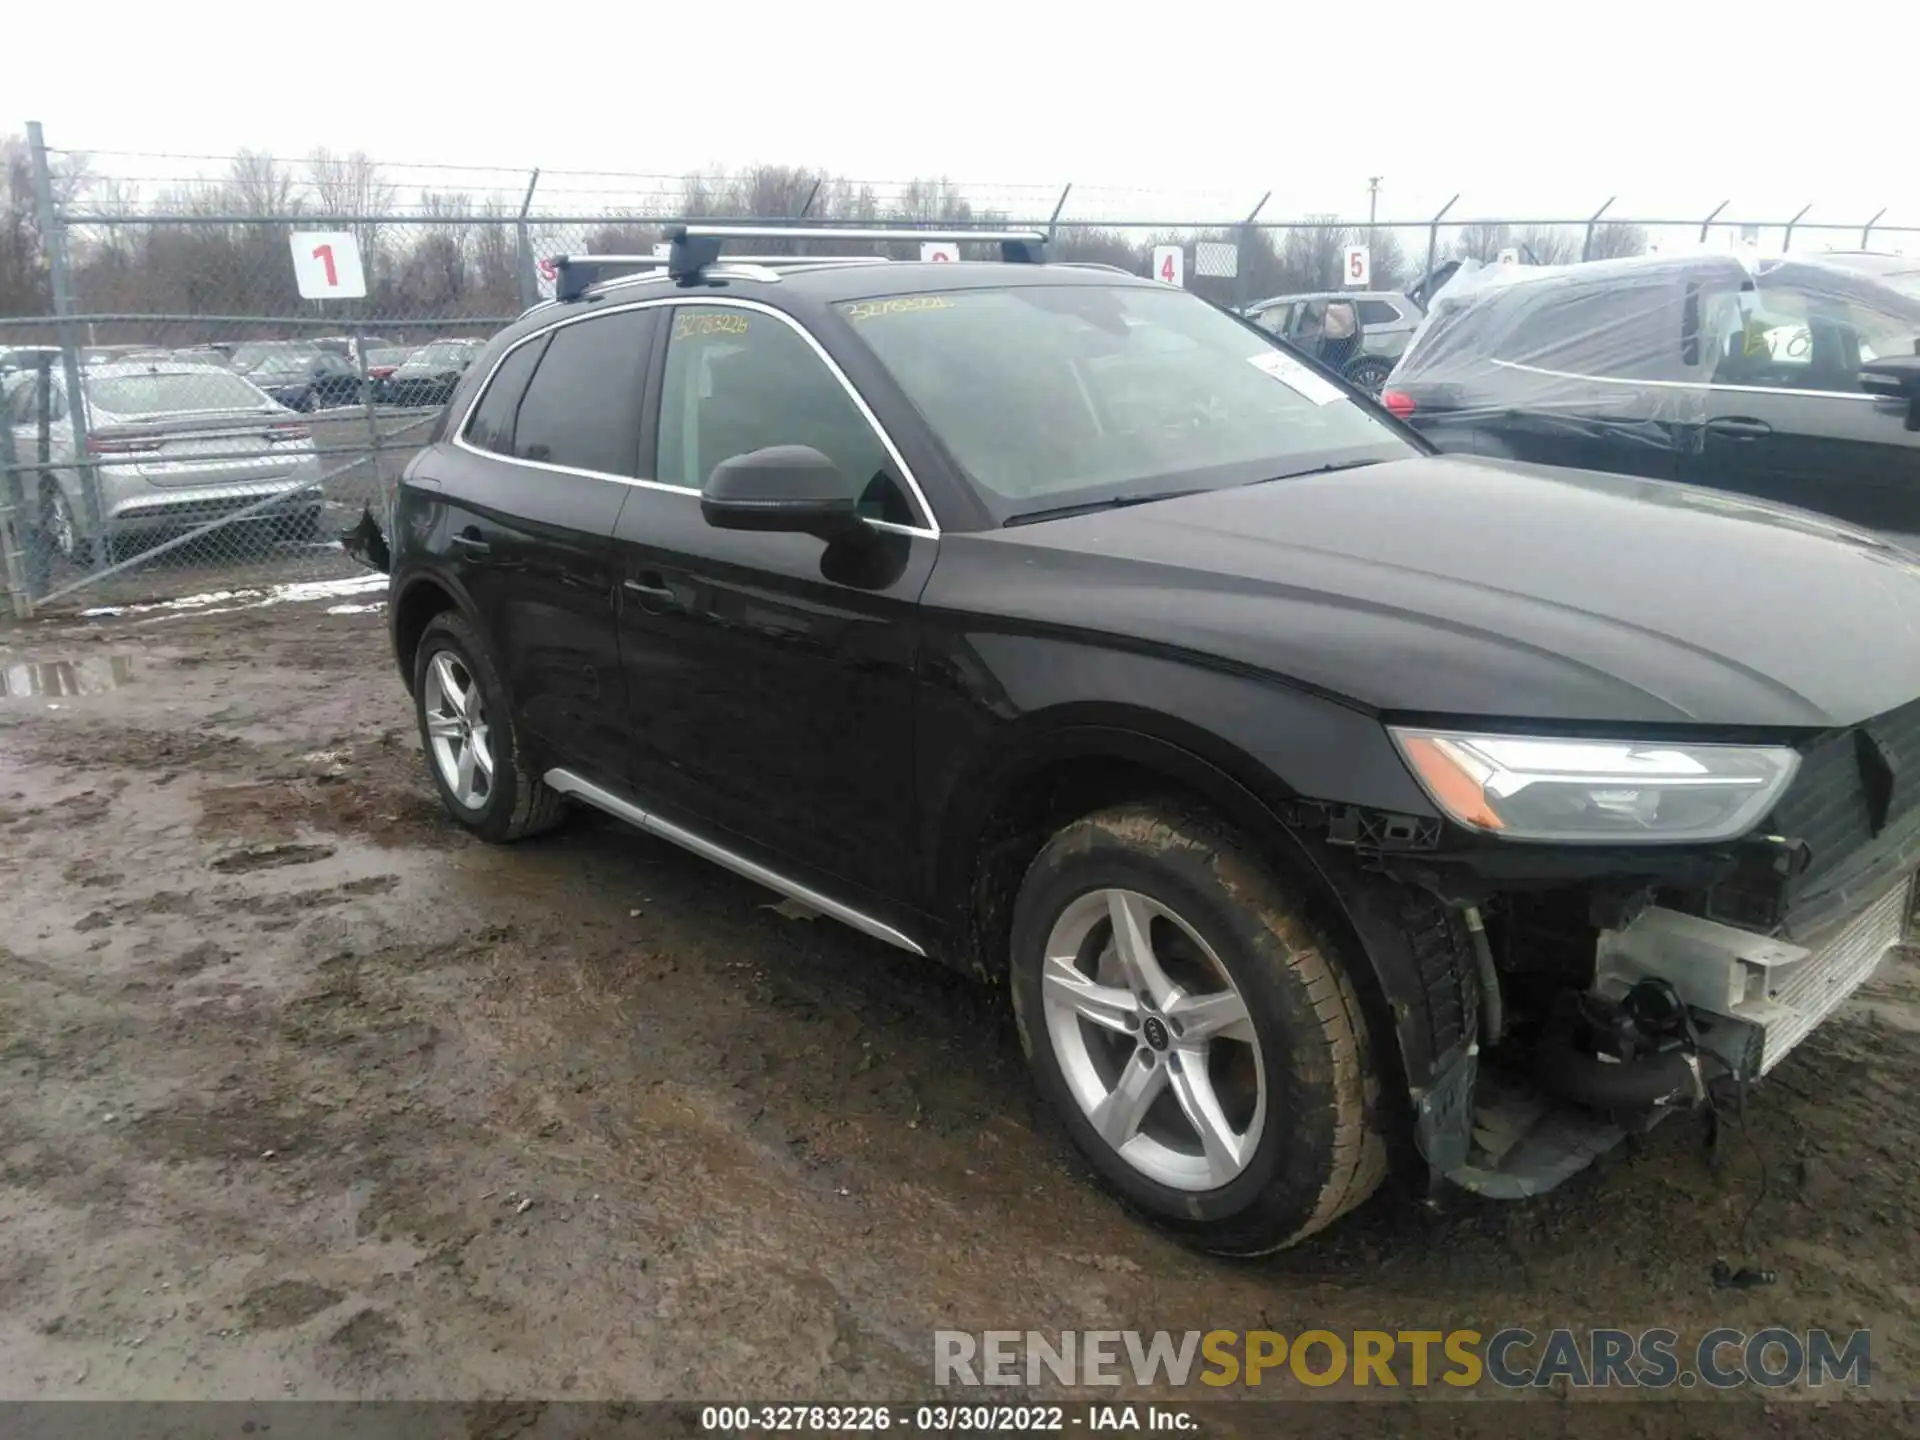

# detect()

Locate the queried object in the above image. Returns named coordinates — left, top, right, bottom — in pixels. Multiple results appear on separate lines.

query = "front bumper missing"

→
left=1436, top=870, right=1913, bottom=1200
left=1595, top=872, right=1914, bottom=1077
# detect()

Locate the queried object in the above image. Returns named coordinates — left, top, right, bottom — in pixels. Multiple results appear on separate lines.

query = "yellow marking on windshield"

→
left=845, top=296, right=956, bottom=323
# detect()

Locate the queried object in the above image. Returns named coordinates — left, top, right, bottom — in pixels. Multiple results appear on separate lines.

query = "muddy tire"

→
left=412, top=611, right=567, bottom=843
left=1009, top=804, right=1385, bottom=1254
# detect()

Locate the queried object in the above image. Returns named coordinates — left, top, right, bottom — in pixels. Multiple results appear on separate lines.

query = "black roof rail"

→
left=666, top=223, right=1047, bottom=281
left=551, top=225, right=1049, bottom=301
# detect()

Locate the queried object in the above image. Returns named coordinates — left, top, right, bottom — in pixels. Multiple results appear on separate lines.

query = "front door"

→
left=611, top=300, right=937, bottom=904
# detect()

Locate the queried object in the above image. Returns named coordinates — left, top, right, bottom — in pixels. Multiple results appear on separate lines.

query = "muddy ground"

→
left=0, top=590, right=1917, bottom=1436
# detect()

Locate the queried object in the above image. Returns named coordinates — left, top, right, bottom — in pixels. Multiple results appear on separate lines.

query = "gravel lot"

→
left=1, top=587, right=1917, bottom=1434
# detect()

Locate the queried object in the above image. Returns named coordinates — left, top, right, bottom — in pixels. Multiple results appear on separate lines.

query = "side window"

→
left=462, top=335, right=548, bottom=456
left=1708, top=279, right=1915, bottom=394
left=511, top=310, right=656, bottom=476
left=1356, top=299, right=1402, bottom=327
left=656, top=306, right=914, bottom=524
left=1252, top=304, right=1291, bottom=337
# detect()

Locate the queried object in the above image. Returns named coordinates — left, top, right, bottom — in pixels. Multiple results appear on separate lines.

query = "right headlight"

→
left=1389, top=728, right=1801, bottom=845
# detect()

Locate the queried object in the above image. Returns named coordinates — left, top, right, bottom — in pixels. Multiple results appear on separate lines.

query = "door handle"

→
left=1705, top=417, right=1774, bottom=440
left=451, top=531, right=491, bottom=556
left=623, top=575, right=680, bottom=609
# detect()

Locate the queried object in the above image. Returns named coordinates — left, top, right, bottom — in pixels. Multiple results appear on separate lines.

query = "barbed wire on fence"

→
left=4, top=121, right=1918, bottom=619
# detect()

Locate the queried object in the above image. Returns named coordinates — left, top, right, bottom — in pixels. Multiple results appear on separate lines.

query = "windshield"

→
left=411, top=342, right=471, bottom=366
left=834, top=284, right=1411, bottom=522
left=232, top=344, right=319, bottom=376
left=86, top=370, right=271, bottom=415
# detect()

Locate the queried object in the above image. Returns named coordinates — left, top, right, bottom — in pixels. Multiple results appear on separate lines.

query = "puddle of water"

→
left=0, top=655, right=137, bottom=698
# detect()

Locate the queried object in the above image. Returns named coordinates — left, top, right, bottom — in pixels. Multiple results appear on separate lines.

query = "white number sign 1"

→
left=290, top=231, right=367, bottom=299
left=920, top=241, right=959, bottom=263
left=1152, top=245, right=1184, bottom=287
left=1343, top=245, right=1371, bottom=288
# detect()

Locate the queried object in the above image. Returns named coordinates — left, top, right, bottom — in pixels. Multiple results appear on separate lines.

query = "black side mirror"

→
left=702, top=445, right=862, bottom=540
left=1861, top=355, right=1920, bottom=430
left=1860, top=354, right=1920, bottom=399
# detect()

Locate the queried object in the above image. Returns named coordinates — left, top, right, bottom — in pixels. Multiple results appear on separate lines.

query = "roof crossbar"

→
left=666, top=223, right=1047, bottom=280
left=553, top=224, right=1049, bottom=299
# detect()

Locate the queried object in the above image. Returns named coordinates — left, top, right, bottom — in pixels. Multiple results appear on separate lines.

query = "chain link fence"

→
left=5, top=123, right=1917, bottom=618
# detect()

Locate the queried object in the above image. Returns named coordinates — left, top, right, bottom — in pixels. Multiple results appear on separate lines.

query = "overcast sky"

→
left=14, top=0, right=1919, bottom=238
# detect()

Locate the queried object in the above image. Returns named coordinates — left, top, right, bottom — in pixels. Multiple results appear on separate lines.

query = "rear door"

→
left=431, top=308, right=659, bottom=786
left=610, top=298, right=937, bottom=903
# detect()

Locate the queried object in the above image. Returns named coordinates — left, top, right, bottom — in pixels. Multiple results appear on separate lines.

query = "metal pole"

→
left=1698, top=200, right=1729, bottom=244
left=1424, top=195, right=1459, bottom=295
left=27, top=121, right=100, bottom=556
left=1367, top=177, right=1381, bottom=229
left=1862, top=208, right=1887, bottom=249
left=515, top=167, right=541, bottom=310
left=0, top=418, right=31, bottom=620
left=1244, top=192, right=1272, bottom=225
left=797, top=179, right=822, bottom=220
left=1581, top=196, right=1616, bottom=262
left=1047, top=184, right=1073, bottom=241
left=1782, top=203, right=1811, bottom=253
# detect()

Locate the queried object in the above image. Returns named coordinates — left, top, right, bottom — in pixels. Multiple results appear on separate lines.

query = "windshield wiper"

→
left=1004, top=488, right=1208, bottom=527
left=1254, top=459, right=1387, bottom=483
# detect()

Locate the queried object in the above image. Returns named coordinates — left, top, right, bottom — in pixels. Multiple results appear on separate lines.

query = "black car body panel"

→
left=1388, top=252, right=1920, bottom=541
left=363, top=253, right=1920, bottom=1213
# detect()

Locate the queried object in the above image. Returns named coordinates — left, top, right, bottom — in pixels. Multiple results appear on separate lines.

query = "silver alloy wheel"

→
left=422, top=650, right=495, bottom=810
left=1041, top=888, right=1266, bottom=1191
left=46, top=488, right=77, bottom=560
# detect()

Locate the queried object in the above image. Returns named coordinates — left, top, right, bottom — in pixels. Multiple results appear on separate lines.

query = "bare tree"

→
left=1515, top=225, right=1581, bottom=266
left=307, top=149, right=395, bottom=298
left=0, top=136, right=49, bottom=317
left=1585, top=222, right=1648, bottom=260
left=1277, top=215, right=1351, bottom=292
left=1451, top=221, right=1512, bottom=263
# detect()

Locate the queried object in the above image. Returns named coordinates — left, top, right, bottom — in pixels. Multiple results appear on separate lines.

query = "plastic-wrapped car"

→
left=1383, top=252, right=1920, bottom=541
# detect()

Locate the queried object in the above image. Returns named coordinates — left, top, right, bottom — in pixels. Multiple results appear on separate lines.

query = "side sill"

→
left=543, top=768, right=928, bottom=959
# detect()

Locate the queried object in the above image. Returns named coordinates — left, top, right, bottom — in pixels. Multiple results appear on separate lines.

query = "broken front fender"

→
left=342, top=503, right=390, bottom=574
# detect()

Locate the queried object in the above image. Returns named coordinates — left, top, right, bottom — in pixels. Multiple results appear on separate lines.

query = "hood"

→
left=966, top=456, right=1920, bottom=729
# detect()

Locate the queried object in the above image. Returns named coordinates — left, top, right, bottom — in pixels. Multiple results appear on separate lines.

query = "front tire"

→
left=412, top=612, right=567, bottom=842
left=1009, top=805, right=1385, bottom=1254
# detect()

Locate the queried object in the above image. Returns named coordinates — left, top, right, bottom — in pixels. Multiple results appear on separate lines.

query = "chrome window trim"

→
left=1488, top=355, right=1884, bottom=403
left=452, top=296, right=940, bottom=536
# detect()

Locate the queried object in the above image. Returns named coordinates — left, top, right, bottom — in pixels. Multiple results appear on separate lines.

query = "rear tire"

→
left=1009, top=804, right=1385, bottom=1254
left=39, top=481, right=90, bottom=566
left=412, top=612, right=567, bottom=843
left=1347, top=356, right=1394, bottom=395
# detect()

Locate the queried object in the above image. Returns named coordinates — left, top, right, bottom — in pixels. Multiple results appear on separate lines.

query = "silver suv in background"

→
left=3, top=360, right=323, bottom=564
left=1242, top=290, right=1424, bottom=393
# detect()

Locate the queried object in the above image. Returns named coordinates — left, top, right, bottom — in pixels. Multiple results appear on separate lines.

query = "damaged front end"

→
left=1300, top=698, right=1920, bottom=1202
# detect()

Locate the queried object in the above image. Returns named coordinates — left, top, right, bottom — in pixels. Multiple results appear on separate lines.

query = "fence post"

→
left=1424, top=195, right=1459, bottom=296
left=26, top=121, right=101, bottom=550
left=1698, top=200, right=1728, bottom=244
left=0, top=415, right=32, bottom=621
left=515, top=167, right=541, bottom=311
left=1581, top=196, right=1615, bottom=262
left=1861, top=208, right=1887, bottom=249
left=1781, top=204, right=1811, bottom=253
left=1047, top=183, right=1073, bottom=241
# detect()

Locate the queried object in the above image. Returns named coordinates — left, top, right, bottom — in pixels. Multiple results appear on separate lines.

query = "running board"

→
left=543, top=768, right=928, bottom=958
